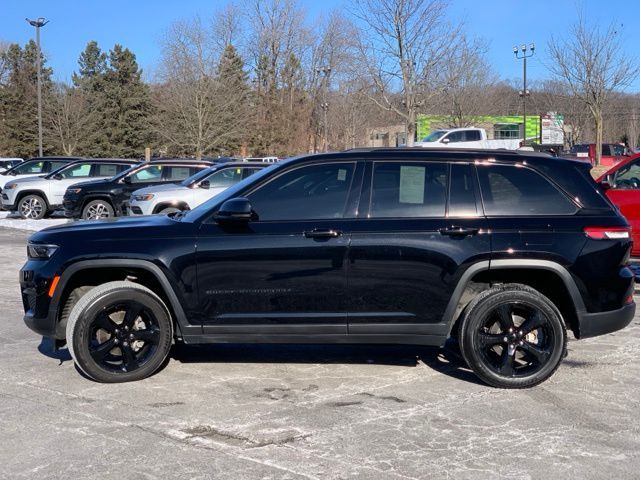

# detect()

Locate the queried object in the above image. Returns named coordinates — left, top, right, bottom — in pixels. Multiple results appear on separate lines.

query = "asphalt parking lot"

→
left=1, top=226, right=640, bottom=479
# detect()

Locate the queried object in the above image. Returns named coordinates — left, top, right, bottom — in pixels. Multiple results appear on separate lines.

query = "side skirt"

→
left=181, top=333, right=446, bottom=347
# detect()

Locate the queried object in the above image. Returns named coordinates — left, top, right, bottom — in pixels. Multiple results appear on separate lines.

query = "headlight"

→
left=134, top=194, right=154, bottom=201
left=4, top=183, right=17, bottom=190
left=27, top=243, right=59, bottom=260
left=67, top=188, right=82, bottom=194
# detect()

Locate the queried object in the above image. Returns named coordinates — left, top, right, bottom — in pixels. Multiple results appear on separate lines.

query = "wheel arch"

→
left=445, top=259, right=586, bottom=339
left=152, top=201, right=190, bottom=214
left=51, top=259, right=192, bottom=339
left=81, top=195, right=116, bottom=212
left=16, top=189, right=50, bottom=208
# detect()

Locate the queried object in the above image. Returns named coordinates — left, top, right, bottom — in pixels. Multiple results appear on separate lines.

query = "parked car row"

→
left=0, top=156, right=271, bottom=220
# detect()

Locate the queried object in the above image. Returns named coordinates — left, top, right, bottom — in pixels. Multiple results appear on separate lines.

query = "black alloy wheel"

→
left=460, top=284, right=567, bottom=388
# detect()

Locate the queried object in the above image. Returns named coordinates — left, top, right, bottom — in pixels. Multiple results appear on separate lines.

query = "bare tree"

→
left=350, top=0, right=464, bottom=146
left=437, top=37, right=497, bottom=127
left=155, top=17, right=250, bottom=158
left=46, top=83, right=88, bottom=155
left=547, top=13, right=639, bottom=165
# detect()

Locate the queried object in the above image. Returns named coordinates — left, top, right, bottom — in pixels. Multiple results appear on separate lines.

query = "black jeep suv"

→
left=20, top=149, right=635, bottom=387
left=63, top=159, right=214, bottom=219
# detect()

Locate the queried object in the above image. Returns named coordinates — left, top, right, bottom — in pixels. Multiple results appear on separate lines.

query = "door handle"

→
left=439, top=226, right=479, bottom=237
left=304, top=229, right=342, bottom=239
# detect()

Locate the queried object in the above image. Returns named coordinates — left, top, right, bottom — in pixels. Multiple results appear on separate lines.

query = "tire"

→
left=59, top=286, right=93, bottom=332
left=459, top=284, right=567, bottom=389
left=157, top=206, right=182, bottom=215
left=66, top=281, right=173, bottom=383
left=18, top=194, right=47, bottom=220
left=82, top=199, right=115, bottom=220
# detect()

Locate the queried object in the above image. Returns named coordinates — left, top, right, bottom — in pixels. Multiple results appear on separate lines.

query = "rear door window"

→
left=477, top=164, right=577, bottom=215
left=370, top=162, right=448, bottom=218
left=164, top=166, right=199, bottom=181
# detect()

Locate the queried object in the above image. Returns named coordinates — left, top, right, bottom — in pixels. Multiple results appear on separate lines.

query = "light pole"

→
left=316, top=66, right=331, bottom=152
left=513, top=43, right=534, bottom=145
left=26, top=17, right=49, bottom=157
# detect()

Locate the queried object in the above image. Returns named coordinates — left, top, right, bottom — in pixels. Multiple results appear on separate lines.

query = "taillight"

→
left=583, top=226, right=631, bottom=240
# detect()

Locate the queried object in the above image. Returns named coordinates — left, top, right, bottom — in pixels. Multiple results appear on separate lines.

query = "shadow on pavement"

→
left=170, top=341, right=485, bottom=386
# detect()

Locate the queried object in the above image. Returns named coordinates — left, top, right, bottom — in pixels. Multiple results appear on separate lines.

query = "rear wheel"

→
left=18, top=194, right=47, bottom=220
left=66, top=281, right=173, bottom=382
left=459, top=284, right=567, bottom=388
left=82, top=200, right=115, bottom=220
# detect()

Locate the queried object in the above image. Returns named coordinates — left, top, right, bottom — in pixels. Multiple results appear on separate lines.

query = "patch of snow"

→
left=0, top=211, right=71, bottom=232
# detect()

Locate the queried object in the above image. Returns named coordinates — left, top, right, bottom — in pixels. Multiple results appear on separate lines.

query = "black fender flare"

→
left=50, top=259, right=194, bottom=338
left=443, top=259, right=586, bottom=335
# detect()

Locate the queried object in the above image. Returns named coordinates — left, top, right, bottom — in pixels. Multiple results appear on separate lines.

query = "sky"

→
left=2, top=0, right=640, bottom=89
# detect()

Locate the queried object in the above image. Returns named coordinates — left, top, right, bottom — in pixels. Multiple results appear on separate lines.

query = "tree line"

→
left=0, top=0, right=638, bottom=165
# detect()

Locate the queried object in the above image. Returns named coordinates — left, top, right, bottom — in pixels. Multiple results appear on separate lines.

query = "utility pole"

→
left=26, top=17, right=49, bottom=157
left=317, top=67, right=331, bottom=152
left=514, top=43, right=534, bottom=145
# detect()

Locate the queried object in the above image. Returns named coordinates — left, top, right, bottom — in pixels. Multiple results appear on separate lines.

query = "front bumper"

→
left=128, top=200, right=154, bottom=215
left=576, top=301, right=636, bottom=339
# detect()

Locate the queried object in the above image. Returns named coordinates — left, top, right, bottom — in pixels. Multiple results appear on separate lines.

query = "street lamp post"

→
left=316, top=67, right=331, bottom=152
left=26, top=17, right=49, bottom=157
left=513, top=43, right=534, bottom=145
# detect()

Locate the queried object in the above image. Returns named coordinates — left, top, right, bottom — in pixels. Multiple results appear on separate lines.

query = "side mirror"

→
left=214, top=197, right=253, bottom=223
left=123, top=176, right=132, bottom=184
left=441, top=138, right=450, bottom=144
left=53, top=173, right=63, bottom=180
left=199, top=180, right=210, bottom=189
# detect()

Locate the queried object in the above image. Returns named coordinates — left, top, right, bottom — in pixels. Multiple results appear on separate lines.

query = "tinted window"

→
left=449, top=164, right=478, bottom=217
left=14, top=161, right=44, bottom=174
left=206, top=168, right=243, bottom=188
left=248, top=163, right=355, bottom=221
left=129, top=165, right=163, bottom=183
left=243, top=167, right=263, bottom=178
left=165, top=166, right=200, bottom=181
left=370, top=162, right=447, bottom=218
left=59, top=163, right=92, bottom=178
left=96, top=163, right=123, bottom=177
left=478, top=165, right=576, bottom=215
left=48, top=161, right=69, bottom=172
left=465, top=130, right=481, bottom=141
left=446, top=131, right=464, bottom=143
left=613, top=160, right=640, bottom=189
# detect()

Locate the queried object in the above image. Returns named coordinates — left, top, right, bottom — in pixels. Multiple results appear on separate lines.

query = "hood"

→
left=68, top=178, right=111, bottom=188
left=133, top=183, right=188, bottom=195
left=5, top=175, right=48, bottom=186
left=36, top=213, right=174, bottom=235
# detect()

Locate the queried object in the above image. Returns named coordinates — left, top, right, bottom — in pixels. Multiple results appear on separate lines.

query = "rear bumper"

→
left=576, top=301, right=635, bottom=339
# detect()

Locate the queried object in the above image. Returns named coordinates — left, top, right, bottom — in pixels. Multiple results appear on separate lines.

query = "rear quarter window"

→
left=478, top=164, right=577, bottom=216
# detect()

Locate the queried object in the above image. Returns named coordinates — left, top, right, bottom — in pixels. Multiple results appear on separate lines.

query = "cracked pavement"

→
left=1, top=227, right=639, bottom=479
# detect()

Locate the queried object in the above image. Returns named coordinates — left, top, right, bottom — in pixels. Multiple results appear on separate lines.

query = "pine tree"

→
left=0, top=41, right=54, bottom=158
left=216, top=44, right=250, bottom=154
left=102, top=45, right=152, bottom=158
left=72, top=41, right=109, bottom=156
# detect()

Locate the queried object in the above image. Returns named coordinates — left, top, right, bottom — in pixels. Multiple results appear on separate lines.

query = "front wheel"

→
left=459, top=284, right=567, bottom=389
left=66, top=281, right=173, bottom=382
left=18, top=194, right=47, bottom=219
left=82, top=200, right=115, bottom=220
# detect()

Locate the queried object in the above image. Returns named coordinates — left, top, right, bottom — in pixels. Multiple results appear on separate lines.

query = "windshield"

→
left=421, top=130, right=447, bottom=142
left=110, top=162, right=145, bottom=181
left=183, top=162, right=280, bottom=222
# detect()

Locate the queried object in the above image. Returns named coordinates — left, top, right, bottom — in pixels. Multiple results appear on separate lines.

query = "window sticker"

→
left=337, top=168, right=347, bottom=181
left=399, top=166, right=425, bottom=204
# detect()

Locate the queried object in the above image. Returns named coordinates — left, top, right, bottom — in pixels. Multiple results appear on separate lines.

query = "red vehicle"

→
left=598, top=153, right=640, bottom=256
left=569, top=143, right=629, bottom=167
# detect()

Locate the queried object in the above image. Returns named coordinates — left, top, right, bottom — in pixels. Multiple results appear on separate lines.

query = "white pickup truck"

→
left=415, top=128, right=522, bottom=150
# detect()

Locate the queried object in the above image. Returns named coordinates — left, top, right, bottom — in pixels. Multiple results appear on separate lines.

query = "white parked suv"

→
left=0, top=157, right=80, bottom=193
left=128, top=162, right=266, bottom=215
left=2, top=159, right=138, bottom=219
